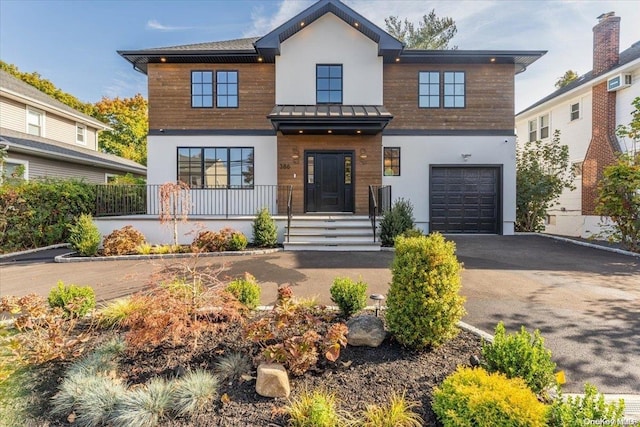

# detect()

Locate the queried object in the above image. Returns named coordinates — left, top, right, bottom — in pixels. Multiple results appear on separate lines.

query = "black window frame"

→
left=418, top=71, right=440, bottom=108
left=383, top=147, right=401, bottom=176
left=316, top=64, right=343, bottom=104
left=216, top=70, right=239, bottom=108
left=177, top=146, right=254, bottom=189
left=191, top=71, right=214, bottom=108
left=443, top=71, right=466, bottom=109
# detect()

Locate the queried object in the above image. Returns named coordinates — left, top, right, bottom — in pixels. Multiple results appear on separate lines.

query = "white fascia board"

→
left=0, top=88, right=112, bottom=131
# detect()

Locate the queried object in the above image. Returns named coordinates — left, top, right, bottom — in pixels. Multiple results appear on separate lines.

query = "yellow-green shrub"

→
left=226, top=273, right=261, bottom=310
left=432, top=366, right=548, bottom=427
left=385, top=234, right=465, bottom=349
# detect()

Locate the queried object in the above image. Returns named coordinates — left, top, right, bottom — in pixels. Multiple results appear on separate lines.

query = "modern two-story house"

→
left=516, top=13, right=639, bottom=238
left=117, top=0, right=544, bottom=249
left=0, top=70, right=146, bottom=183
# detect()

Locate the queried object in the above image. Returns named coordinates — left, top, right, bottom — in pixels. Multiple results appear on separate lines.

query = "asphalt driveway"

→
left=1, top=235, right=638, bottom=393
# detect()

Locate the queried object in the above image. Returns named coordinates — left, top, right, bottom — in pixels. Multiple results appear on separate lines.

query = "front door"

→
left=305, top=151, right=354, bottom=212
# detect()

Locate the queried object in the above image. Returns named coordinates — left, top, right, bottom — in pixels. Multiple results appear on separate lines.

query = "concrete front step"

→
left=288, top=234, right=375, bottom=243
left=283, top=241, right=381, bottom=251
left=284, top=215, right=380, bottom=251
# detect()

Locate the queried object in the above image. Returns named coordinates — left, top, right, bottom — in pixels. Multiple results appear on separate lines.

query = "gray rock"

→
left=256, top=363, right=290, bottom=398
left=347, top=315, right=386, bottom=347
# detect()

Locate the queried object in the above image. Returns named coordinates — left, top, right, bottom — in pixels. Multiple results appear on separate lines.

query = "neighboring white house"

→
left=0, top=70, right=146, bottom=183
left=516, top=12, right=639, bottom=238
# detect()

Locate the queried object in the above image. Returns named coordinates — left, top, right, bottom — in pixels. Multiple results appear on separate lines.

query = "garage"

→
left=430, top=166, right=500, bottom=234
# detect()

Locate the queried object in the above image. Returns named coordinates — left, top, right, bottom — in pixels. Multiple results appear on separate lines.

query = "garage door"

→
left=430, top=167, right=500, bottom=233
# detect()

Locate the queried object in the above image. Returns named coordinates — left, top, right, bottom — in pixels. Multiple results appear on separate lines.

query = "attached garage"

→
left=430, top=166, right=501, bottom=234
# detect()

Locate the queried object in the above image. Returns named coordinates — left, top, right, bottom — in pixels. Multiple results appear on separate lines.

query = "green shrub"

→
left=361, top=391, right=423, bottom=427
left=252, top=208, right=278, bottom=247
left=172, top=369, right=219, bottom=417
left=385, top=234, right=465, bottom=349
left=401, top=227, right=423, bottom=239
left=0, top=179, right=96, bottom=254
left=226, top=273, right=261, bottom=310
left=379, top=198, right=415, bottom=246
left=287, top=388, right=344, bottom=427
left=330, top=277, right=367, bottom=317
left=481, top=321, right=556, bottom=396
left=432, top=366, right=548, bottom=427
left=102, top=225, right=146, bottom=256
left=47, top=281, right=96, bottom=318
left=229, top=231, right=248, bottom=251
left=548, top=383, right=626, bottom=427
left=68, top=213, right=101, bottom=256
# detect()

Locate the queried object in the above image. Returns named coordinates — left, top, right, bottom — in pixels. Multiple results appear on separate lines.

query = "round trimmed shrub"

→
left=226, top=273, right=261, bottom=310
left=228, top=232, right=248, bottom=251
left=432, top=366, right=548, bottom=427
left=102, top=225, right=145, bottom=256
left=48, top=281, right=96, bottom=318
left=330, top=277, right=367, bottom=317
left=252, top=208, right=278, bottom=248
left=68, top=213, right=101, bottom=256
left=385, top=233, right=465, bottom=349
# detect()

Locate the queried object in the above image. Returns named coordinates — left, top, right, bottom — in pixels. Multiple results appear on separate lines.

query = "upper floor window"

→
left=418, top=72, right=440, bottom=108
left=383, top=147, right=401, bottom=176
left=317, top=65, right=342, bottom=104
left=570, top=102, right=580, bottom=121
left=191, top=71, right=213, bottom=108
left=443, top=71, right=465, bottom=108
left=177, top=147, right=254, bottom=189
left=540, top=114, right=549, bottom=139
left=216, top=71, right=238, bottom=108
left=76, top=123, right=86, bottom=145
left=27, top=107, right=44, bottom=136
left=528, top=119, right=537, bottom=142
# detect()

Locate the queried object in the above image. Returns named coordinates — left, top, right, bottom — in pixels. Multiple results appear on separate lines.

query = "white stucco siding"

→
left=382, top=135, right=516, bottom=235
left=276, top=13, right=383, bottom=105
left=616, top=64, right=640, bottom=153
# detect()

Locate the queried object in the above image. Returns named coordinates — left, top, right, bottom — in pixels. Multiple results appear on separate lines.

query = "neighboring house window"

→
left=528, top=119, right=537, bottom=142
left=1, top=158, right=28, bottom=182
left=418, top=72, right=440, bottom=108
left=540, top=114, right=550, bottom=139
left=383, top=147, right=400, bottom=176
left=191, top=71, right=213, bottom=108
left=571, top=161, right=583, bottom=177
left=76, top=123, right=87, bottom=145
left=105, top=174, right=119, bottom=183
left=216, top=71, right=238, bottom=108
left=570, top=102, right=580, bottom=121
left=26, top=107, right=44, bottom=136
left=443, top=71, right=465, bottom=108
left=316, top=65, right=342, bottom=104
left=177, top=147, right=254, bottom=189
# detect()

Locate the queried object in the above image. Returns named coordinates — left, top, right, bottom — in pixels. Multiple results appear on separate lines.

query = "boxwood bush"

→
left=48, top=281, right=96, bottom=318
left=330, top=277, right=367, bottom=318
left=385, top=234, right=465, bottom=349
left=226, top=273, right=261, bottom=310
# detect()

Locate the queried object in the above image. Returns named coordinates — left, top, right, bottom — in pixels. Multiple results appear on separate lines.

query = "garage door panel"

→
left=430, top=167, right=499, bottom=234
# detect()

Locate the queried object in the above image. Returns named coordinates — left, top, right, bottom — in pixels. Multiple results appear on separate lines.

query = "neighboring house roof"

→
left=268, top=104, right=392, bottom=134
left=119, top=0, right=544, bottom=75
left=0, top=70, right=110, bottom=130
left=517, top=40, right=640, bottom=116
left=0, top=127, right=146, bottom=175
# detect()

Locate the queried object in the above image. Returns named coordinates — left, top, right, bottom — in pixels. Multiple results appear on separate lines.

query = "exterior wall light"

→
left=461, top=153, right=471, bottom=161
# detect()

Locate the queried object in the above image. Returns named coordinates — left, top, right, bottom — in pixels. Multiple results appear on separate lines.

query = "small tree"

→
left=554, top=69, right=579, bottom=89
left=385, top=10, right=457, bottom=50
left=159, top=181, right=191, bottom=246
left=516, top=130, right=575, bottom=232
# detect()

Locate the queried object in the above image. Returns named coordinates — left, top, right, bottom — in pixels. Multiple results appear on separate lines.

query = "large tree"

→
left=94, top=94, right=148, bottom=165
left=385, top=10, right=457, bottom=49
left=554, top=70, right=579, bottom=89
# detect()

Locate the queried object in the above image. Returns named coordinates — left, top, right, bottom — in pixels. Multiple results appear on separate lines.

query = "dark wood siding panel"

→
left=148, top=63, right=275, bottom=130
left=384, top=63, right=514, bottom=131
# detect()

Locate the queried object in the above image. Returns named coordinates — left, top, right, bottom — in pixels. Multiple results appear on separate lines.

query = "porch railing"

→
left=95, top=184, right=292, bottom=218
left=368, top=185, right=392, bottom=242
left=286, top=185, right=293, bottom=243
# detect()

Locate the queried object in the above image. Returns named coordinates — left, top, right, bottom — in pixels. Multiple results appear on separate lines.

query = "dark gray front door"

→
left=305, top=151, right=354, bottom=213
left=430, top=166, right=500, bottom=233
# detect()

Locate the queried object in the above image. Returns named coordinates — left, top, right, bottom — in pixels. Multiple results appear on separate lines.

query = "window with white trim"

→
left=528, top=119, right=537, bottom=142
left=570, top=102, right=580, bottom=121
left=76, top=123, right=87, bottom=144
left=27, top=107, right=44, bottom=136
left=540, top=114, right=549, bottom=139
left=1, top=158, right=28, bottom=182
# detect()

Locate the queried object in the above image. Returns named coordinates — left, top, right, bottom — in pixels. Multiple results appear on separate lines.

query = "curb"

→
left=0, top=243, right=70, bottom=260
left=519, top=232, right=640, bottom=258
left=54, top=248, right=283, bottom=263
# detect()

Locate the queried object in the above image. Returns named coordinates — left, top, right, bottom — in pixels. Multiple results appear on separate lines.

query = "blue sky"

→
left=1, top=0, right=639, bottom=112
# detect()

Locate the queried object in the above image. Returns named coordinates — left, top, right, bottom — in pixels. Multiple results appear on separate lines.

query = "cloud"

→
left=146, top=19, right=192, bottom=31
left=243, top=0, right=313, bottom=37
left=103, top=71, right=147, bottom=100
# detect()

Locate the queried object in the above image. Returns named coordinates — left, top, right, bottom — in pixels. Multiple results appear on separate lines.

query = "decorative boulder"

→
left=256, top=363, right=290, bottom=398
left=346, top=315, right=386, bottom=347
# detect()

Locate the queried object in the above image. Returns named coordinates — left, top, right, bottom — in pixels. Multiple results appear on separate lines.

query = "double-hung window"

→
left=528, top=120, right=537, bottom=142
left=216, top=71, right=238, bottom=108
left=443, top=71, right=465, bottom=108
left=191, top=71, right=213, bottom=108
left=539, top=114, right=549, bottom=139
left=570, top=103, right=580, bottom=121
left=177, top=147, right=254, bottom=189
left=76, top=124, right=86, bottom=145
left=418, top=72, right=440, bottom=108
left=316, top=65, right=342, bottom=104
left=27, top=107, right=44, bottom=136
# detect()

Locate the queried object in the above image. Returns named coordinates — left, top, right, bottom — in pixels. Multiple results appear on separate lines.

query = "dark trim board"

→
left=149, top=129, right=276, bottom=136
left=383, top=129, right=515, bottom=136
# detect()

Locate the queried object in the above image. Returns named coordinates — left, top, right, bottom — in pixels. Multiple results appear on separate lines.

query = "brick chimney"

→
left=582, top=12, right=621, bottom=215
